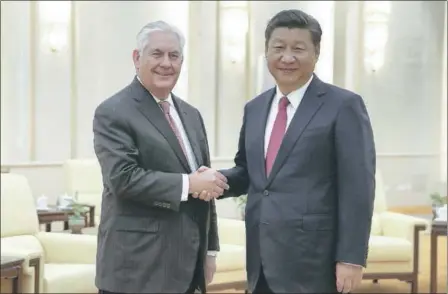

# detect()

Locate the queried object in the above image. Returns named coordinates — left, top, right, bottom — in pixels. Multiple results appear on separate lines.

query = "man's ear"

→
left=132, top=49, right=140, bottom=67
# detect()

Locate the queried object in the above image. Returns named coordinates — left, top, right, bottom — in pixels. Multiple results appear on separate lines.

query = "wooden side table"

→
left=37, top=204, right=95, bottom=232
left=430, top=220, right=447, bottom=293
left=1, top=256, right=24, bottom=294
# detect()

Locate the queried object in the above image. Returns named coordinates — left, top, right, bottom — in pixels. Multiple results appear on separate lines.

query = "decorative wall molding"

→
left=29, top=1, right=37, bottom=161
left=69, top=1, right=78, bottom=159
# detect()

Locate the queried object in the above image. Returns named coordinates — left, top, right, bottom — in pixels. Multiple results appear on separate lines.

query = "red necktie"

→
left=265, top=96, right=290, bottom=175
left=159, top=101, right=187, bottom=157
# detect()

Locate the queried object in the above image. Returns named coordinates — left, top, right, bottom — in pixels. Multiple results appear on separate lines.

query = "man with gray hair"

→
left=93, top=20, right=228, bottom=294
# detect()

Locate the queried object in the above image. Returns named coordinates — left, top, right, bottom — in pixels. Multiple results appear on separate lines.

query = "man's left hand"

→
left=336, top=262, right=363, bottom=293
left=204, top=255, right=217, bottom=285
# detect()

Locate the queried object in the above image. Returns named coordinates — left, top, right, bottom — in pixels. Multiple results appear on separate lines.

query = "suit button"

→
left=263, top=190, right=269, bottom=196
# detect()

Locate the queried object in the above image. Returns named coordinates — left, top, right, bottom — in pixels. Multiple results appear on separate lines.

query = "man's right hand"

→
left=188, top=167, right=229, bottom=201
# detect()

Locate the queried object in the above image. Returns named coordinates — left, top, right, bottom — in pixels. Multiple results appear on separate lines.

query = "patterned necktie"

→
left=159, top=101, right=187, bottom=157
left=265, top=96, right=290, bottom=176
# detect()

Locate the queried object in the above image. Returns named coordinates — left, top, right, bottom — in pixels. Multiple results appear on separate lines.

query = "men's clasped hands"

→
left=189, top=166, right=228, bottom=201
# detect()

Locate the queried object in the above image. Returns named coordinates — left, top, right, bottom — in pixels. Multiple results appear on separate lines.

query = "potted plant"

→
left=234, top=195, right=247, bottom=220
left=430, top=192, right=447, bottom=220
left=68, top=200, right=86, bottom=234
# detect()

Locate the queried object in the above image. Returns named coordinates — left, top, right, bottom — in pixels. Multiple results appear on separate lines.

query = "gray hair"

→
left=136, top=21, right=186, bottom=55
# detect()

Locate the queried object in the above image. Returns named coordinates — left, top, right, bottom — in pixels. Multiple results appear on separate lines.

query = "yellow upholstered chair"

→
left=364, top=171, right=429, bottom=292
left=1, top=173, right=97, bottom=293
left=63, top=159, right=103, bottom=226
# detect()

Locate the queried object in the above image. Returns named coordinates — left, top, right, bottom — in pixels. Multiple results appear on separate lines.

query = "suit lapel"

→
left=130, top=77, right=190, bottom=172
left=254, top=88, right=277, bottom=183
left=172, top=95, right=203, bottom=168
left=266, top=76, right=327, bottom=187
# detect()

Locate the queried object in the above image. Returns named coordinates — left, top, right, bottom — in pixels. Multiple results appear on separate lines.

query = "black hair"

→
left=265, top=9, right=322, bottom=54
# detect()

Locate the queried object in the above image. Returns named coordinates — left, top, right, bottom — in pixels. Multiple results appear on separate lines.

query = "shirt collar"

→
left=136, top=76, right=173, bottom=105
left=274, top=75, right=314, bottom=109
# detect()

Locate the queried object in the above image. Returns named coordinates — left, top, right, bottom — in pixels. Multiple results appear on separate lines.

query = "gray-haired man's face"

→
left=133, top=31, right=183, bottom=95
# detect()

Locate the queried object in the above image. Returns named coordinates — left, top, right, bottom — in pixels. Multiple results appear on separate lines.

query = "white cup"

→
left=36, top=195, right=48, bottom=209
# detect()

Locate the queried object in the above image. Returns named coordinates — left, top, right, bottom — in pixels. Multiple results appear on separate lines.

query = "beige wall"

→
left=1, top=1, right=447, bottom=210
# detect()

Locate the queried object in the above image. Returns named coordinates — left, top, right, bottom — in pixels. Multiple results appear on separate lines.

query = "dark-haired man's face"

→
left=266, top=27, right=318, bottom=94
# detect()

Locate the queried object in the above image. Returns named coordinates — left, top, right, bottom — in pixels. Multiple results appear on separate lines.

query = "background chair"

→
left=364, top=171, right=429, bottom=293
left=208, top=218, right=246, bottom=291
left=1, top=173, right=97, bottom=293
left=63, top=159, right=103, bottom=226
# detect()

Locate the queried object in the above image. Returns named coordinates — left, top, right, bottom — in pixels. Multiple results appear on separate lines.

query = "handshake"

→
left=188, top=166, right=229, bottom=201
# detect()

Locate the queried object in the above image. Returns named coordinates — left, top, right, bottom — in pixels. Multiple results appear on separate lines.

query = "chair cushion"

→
left=44, top=264, right=96, bottom=293
left=1, top=174, right=40, bottom=237
left=216, top=244, right=245, bottom=272
left=370, top=213, right=382, bottom=236
left=368, top=236, right=412, bottom=262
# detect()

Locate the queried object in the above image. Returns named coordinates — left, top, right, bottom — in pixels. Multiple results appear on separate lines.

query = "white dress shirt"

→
left=264, top=75, right=313, bottom=155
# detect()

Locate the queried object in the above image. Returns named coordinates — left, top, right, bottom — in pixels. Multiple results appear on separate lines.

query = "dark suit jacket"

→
left=221, top=75, right=376, bottom=293
left=93, top=77, right=219, bottom=293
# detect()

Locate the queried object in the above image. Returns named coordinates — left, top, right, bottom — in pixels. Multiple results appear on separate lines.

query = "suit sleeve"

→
left=197, top=111, right=220, bottom=251
left=93, top=103, right=183, bottom=211
left=334, top=95, right=376, bottom=267
left=219, top=105, right=250, bottom=198
left=207, top=199, right=220, bottom=252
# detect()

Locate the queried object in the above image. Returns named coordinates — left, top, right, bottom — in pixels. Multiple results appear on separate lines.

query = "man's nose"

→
left=160, top=54, right=171, bottom=67
left=280, top=53, right=296, bottom=63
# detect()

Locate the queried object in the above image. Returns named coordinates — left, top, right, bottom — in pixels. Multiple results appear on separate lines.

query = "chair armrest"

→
left=1, top=248, right=40, bottom=276
left=1, top=235, right=43, bottom=275
left=218, top=218, right=245, bottom=246
left=379, top=212, right=428, bottom=242
left=36, top=232, right=97, bottom=264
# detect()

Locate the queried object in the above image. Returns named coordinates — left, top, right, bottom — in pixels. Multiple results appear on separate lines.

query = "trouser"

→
left=252, top=266, right=274, bottom=294
left=99, top=259, right=201, bottom=294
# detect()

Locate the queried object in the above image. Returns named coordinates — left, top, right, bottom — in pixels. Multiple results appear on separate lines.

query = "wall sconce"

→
left=363, top=1, right=391, bottom=73
left=38, top=1, right=71, bottom=53
left=220, top=2, right=249, bottom=64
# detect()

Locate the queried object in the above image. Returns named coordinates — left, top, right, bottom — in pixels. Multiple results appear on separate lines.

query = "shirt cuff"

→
left=181, top=174, right=189, bottom=202
left=340, top=262, right=362, bottom=268
left=207, top=251, right=217, bottom=257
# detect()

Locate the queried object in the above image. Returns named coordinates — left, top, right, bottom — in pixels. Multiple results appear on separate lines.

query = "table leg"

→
left=16, top=266, right=22, bottom=294
left=429, top=232, right=438, bottom=293
left=12, top=277, right=18, bottom=294
left=11, top=266, right=22, bottom=294
left=30, top=258, right=40, bottom=294
left=89, top=207, right=95, bottom=227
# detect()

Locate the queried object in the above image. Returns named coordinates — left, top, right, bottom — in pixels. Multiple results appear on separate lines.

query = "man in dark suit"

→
left=203, top=9, right=376, bottom=294
left=93, top=21, right=228, bottom=294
